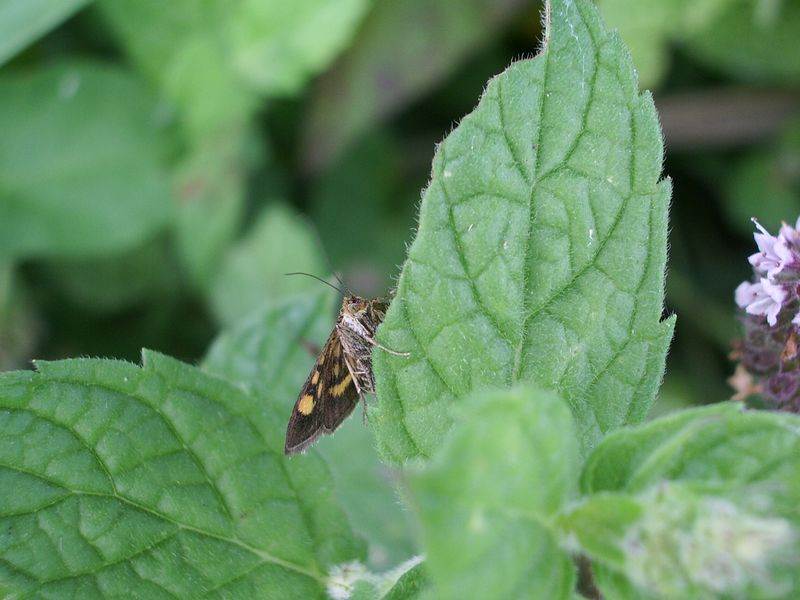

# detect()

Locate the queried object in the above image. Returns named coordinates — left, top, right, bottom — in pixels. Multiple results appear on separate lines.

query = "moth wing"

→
left=284, top=329, right=359, bottom=454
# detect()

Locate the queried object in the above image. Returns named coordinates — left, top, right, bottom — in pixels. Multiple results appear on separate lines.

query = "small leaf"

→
left=210, top=204, right=326, bottom=326
left=0, top=350, right=364, bottom=597
left=373, top=0, right=674, bottom=463
left=173, top=124, right=252, bottom=288
left=0, top=0, right=91, bottom=66
left=408, top=387, right=578, bottom=600
left=0, top=61, right=172, bottom=259
left=576, top=404, right=800, bottom=599
left=228, top=0, right=371, bottom=96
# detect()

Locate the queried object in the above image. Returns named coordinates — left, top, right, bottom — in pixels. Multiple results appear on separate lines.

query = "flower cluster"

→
left=732, top=218, right=800, bottom=412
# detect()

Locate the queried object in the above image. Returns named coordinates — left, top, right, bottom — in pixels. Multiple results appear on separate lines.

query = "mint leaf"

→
left=408, top=387, right=578, bottom=599
left=0, top=0, right=91, bottom=66
left=373, top=0, right=674, bottom=462
left=0, top=61, right=172, bottom=259
left=0, top=350, right=364, bottom=597
left=210, top=204, right=326, bottom=326
left=574, top=404, right=800, bottom=599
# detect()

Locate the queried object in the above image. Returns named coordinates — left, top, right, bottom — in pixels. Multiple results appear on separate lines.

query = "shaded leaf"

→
left=302, top=0, right=527, bottom=171
left=0, top=0, right=92, bottom=66
left=210, top=204, right=326, bottom=326
left=0, top=61, right=172, bottom=259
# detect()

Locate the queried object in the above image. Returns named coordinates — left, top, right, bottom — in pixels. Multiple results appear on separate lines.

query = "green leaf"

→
left=0, top=350, right=364, bottom=598
left=204, top=291, right=417, bottom=569
left=173, top=125, right=253, bottom=289
left=408, top=387, right=578, bottom=600
left=38, top=239, right=181, bottom=313
left=97, top=0, right=369, bottom=136
left=373, top=0, right=674, bottom=463
left=382, top=560, right=429, bottom=600
left=0, top=61, right=172, bottom=259
left=0, top=0, right=91, bottom=66
left=203, top=290, right=335, bottom=405
left=576, top=404, right=800, bottom=599
left=681, top=0, right=800, bottom=83
left=210, top=204, right=326, bottom=326
left=595, top=0, right=730, bottom=88
left=96, top=0, right=255, bottom=138
left=302, top=0, right=527, bottom=171
left=227, top=0, right=371, bottom=96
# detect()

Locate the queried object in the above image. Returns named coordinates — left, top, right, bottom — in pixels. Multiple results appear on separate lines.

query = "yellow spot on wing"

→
left=311, top=371, right=320, bottom=385
left=334, top=363, right=340, bottom=377
left=298, top=394, right=315, bottom=415
left=319, top=353, right=325, bottom=365
left=330, top=373, right=353, bottom=398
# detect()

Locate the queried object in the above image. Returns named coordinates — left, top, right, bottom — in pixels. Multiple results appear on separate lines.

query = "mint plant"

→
left=2, top=0, right=800, bottom=599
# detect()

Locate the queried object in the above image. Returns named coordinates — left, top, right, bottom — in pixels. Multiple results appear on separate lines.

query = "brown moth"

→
left=284, top=295, right=406, bottom=454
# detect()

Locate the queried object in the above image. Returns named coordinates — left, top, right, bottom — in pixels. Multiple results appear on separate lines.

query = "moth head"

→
left=342, top=295, right=370, bottom=315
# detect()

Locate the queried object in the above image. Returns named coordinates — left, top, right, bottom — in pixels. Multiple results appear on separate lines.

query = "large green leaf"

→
left=0, top=351, right=364, bottom=598
left=408, top=387, right=578, bottom=600
left=0, top=0, right=92, bottom=66
left=373, top=0, right=674, bottom=463
left=0, top=61, right=172, bottom=259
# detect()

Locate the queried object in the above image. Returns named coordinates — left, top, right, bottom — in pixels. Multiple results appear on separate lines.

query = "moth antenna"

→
left=284, top=272, right=346, bottom=296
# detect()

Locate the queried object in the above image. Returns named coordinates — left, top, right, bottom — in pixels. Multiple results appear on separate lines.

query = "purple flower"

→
left=735, top=278, right=787, bottom=326
left=733, top=217, right=800, bottom=414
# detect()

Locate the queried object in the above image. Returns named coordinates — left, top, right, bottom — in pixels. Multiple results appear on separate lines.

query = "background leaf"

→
left=0, top=0, right=92, bottom=66
left=373, top=0, right=674, bottom=463
left=301, top=0, right=528, bottom=171
left=0, top=60, right=172, bottom=259
left=408, top=386, right=578, bottom=600
left=209, top=204, right=326, bottom=326
left=0, top=350, right=364, bottom=598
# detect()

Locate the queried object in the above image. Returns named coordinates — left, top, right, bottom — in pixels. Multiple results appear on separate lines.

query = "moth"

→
left=284, top=293, right=407, bottom=454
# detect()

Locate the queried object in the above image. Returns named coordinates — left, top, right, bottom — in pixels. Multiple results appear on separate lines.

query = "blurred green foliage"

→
left=0, top=0, right=798, bottom=476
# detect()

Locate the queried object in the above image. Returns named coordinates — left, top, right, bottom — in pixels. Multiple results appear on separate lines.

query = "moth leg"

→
left=364, top=335, right=411, bottom=357
left=351, top=371, right=370, bottom=424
